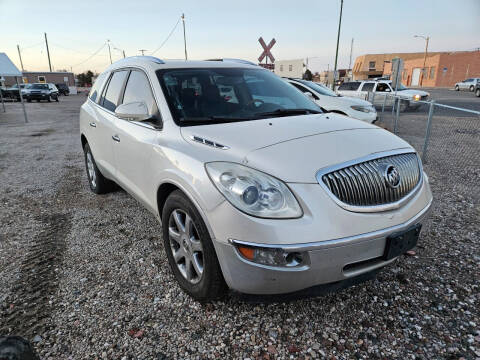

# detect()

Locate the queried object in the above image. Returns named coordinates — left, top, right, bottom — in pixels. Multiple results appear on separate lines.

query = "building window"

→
left=430, top=67, right=435, bottom=79
left=289, top=65, right=292, bottom=72
left=368, top=61, right=376, bottom=70
left=280, top=65, right=283, bottom=72
left=38, top=75, right=46, bottom=83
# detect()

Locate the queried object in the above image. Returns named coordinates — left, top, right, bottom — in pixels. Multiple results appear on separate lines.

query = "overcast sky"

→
left=1, top=0, right=479, bottom=74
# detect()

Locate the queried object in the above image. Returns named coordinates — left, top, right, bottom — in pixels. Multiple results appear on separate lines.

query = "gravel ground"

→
left=0, top=95, right=479, bottom=359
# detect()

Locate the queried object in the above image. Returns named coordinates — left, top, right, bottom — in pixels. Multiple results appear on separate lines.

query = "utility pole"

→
left=332, top=0, right=344, bottom=90
left=414, top=35, right=429, bottom=86
left=348, top=38, right=354, bottom=72
left=17, top=45, right=24, bottom=72
left=139, top=49, right=147, bottom=56
left=123, top=50, right=126, bottom=58
left=44, top=32, right=52, bottom=72
left=107, top=40, right=113, bottom=64
left=182, top=13, right=188, bottom=60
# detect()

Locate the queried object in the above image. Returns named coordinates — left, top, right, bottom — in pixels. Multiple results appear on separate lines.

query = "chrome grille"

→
left=320, top=152, right=421, bottom=207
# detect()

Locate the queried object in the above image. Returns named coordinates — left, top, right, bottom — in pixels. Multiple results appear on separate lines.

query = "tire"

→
left=476, top=89, right=480, bottom=97
left=399, top=99, right=409, bottom=112
left=162, top=190, right=227, bottom=301
left=455, top=85, right=459, bottom=91
left=83, top=143, right=114, bottom=194
left=55, top=95, right=59, bottom=102
left=469, top=85, right=474, bottom=92
left=47, top=95, right=51, bottom=102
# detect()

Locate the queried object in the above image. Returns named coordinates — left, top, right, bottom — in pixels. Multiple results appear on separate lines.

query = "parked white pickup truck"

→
left=337, top=80, right=430, bottom=111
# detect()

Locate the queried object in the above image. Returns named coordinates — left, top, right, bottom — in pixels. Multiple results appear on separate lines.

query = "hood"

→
left=398, top=89, right=430, bottom=97
left=181, top=113, right=412, bottom=183
left=326, top=96, right=373, bottom=107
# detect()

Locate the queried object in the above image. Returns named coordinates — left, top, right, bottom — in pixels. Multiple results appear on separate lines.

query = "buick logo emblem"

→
left=384, top=165, right=401, bottom=188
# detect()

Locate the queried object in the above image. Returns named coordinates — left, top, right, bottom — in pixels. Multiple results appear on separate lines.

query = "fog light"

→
left=235, top=243, right=305, bottom=267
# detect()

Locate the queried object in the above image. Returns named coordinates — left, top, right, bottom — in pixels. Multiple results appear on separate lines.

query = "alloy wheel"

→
left=86, top=151, right=96, bottom=188
left=168, top=209, right=204, bottom=284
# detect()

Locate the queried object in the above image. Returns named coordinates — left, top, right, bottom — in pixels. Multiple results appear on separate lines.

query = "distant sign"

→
left=391, top=58, right=404, bottom=91
left=258, top=37, right=276, bottom=64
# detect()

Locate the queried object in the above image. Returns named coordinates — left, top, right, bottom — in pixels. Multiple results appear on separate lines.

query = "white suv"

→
left=286, top=78, right=377, bottom=123
left=337, top=80, right=430, bottom=111
left=80, top=57, right=432, bottom=300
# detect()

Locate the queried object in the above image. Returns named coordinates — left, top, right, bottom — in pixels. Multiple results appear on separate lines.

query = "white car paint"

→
left=286, top=78, right=377, bottom=123
left=80, top=57, right=433, bottom=297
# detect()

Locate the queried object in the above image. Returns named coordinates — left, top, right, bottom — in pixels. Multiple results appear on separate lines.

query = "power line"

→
left=151, top=16, right=182, bottom=55
left=71, top=42, right=107, bottom=68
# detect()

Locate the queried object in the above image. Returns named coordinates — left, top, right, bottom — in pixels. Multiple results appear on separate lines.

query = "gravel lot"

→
left=0, top=94, right=479, bottom=359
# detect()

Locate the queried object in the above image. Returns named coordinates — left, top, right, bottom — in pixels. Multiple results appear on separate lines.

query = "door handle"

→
left=112, top=135, right=120, bottom=142
left=89, top=122, right=96, bottom=128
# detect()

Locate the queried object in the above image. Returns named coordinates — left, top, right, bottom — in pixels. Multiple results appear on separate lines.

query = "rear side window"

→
left=101, top=70, right=128, bottom=112
left=122, top=70, right=157, bottom=116
left=361, top=83, right=374, bottom=92
left=338, top=82, right=360, bottom=91
left=89, top=72, right=108, bottom=102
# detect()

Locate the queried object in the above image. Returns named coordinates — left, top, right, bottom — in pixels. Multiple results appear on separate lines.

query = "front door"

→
left=111, top=69, right=163, bottom=213
left=411, top=68, right=421, bottom=86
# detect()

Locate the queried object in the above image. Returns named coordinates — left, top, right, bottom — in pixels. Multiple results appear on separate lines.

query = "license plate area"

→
left=383, top=224, right=421, bottom=260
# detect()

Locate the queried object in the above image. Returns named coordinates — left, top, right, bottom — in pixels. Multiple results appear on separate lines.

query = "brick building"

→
left=3, top=71, right=75, bottom=87
left=383, top=50, right=480, bottom=87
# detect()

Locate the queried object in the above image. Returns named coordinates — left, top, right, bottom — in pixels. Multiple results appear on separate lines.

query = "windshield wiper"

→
left=179, top=116, right=254, bottom=122
left=255, top=108, right=322, bottom=118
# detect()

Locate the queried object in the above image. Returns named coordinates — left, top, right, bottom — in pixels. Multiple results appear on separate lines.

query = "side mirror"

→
left=115, top=101, right=150, bottom=121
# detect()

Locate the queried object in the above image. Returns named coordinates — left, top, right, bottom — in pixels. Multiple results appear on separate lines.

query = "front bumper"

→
left=27, top=93, right=49, bottom=100
left=349, top=110, right=377, bottom=124
left=213, top=199, right=432, bottom=294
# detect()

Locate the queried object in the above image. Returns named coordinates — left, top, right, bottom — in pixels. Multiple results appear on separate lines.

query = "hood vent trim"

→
left=190, top=136, right=230, bottom=150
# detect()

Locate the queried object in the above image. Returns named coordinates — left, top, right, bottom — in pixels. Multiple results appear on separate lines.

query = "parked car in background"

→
left=55, top=83, right=70, bottom=96
left=337, top=80, right=429, bottom=111
left=1, top=83, right=29, bottom=101
left=25, top=83, right=59, bottom=102
left=454, top=78, right=480, bottom=92
left=286, top=78, right=377, bottom=123
left=80, top=57, right=432, bottom=301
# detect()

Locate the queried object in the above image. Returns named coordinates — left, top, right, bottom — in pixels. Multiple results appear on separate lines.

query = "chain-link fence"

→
left=368, top=92, right=480, bottom=206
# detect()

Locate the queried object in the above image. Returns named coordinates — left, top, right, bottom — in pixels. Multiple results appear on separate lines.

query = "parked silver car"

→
left=80, top=57, right=432, bottom=300
left=454, top=78, right=480, bottom=92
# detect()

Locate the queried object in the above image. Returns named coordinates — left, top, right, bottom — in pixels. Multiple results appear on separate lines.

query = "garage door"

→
left=411, top=68, right=421, bottom=86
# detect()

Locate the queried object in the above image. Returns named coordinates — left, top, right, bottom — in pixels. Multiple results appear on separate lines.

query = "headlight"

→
left=351, top=105, right=375, bottom=113
left=413, top=94, right=421, bottom=101
left=205, top=162, right=302, bottom=218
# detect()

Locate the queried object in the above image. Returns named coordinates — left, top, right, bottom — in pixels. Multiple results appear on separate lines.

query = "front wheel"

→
left=476, top=88, right=480, bottom=97
left=162, top=190, right=227, bottom=301
left=455, top=85, right=459, bottom=91
left=470, top=85, right=474, bottom=92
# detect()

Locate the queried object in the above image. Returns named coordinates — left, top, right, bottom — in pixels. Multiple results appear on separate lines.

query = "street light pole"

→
left=332, top=0, right=344, bottom=90
left=17, top=45, right=25, bottom=72
left=44, top=33, right=52, bottom=72
left=107, top=40, right=113, bottom=64
left=414, top=35, right=429, bottom=86
left=182, top=13, right=188, bottom=60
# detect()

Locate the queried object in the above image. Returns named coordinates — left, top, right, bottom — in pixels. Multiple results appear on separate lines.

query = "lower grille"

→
left=320, top=152, right=421, bottom=208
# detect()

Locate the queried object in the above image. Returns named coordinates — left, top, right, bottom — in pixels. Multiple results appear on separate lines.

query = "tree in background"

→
left=76, top=71, right=96, bottom=87
left=303, top=69, right=313, bottom=81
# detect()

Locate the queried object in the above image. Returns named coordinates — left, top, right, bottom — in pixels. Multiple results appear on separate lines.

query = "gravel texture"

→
left=0, top=95, right=479, bottom=359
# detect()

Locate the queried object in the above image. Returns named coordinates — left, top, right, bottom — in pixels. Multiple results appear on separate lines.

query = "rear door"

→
left=358, top=82, right=374, bottom=101
left=112, top=69, right=162, bottom=212
left=93, top=70, right=129, bottom=177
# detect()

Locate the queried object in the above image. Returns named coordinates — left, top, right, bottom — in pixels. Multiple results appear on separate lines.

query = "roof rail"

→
left=125, top=56, right=165, bottom=64
left=205, top=58, right=257, bottom=66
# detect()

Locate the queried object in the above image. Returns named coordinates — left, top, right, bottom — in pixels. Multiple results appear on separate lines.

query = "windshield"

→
left=389, top=82, right=407, bottom=91
left=297, top=80, right=338, bottom=97
left=30, top=84, right=48, bottom=89
left=157, top=68, right=322, bottom=125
